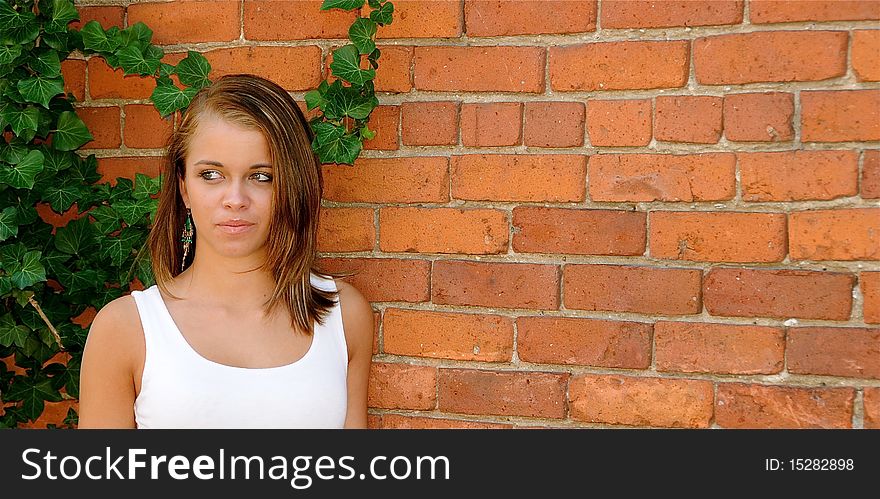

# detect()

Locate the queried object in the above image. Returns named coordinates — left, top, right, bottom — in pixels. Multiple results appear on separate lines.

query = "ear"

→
left=178, top=174, right=190, bottom=209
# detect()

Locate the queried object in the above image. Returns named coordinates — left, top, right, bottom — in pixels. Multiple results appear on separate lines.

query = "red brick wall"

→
left=50, top=0, right=880, bottom=429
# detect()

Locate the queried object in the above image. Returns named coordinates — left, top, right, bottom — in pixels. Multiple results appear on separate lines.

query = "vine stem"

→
left=27, top=296, right=64, bottom=351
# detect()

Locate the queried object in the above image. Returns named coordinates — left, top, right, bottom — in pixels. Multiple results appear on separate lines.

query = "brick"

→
left=69, top=6, right=124, bottom=30
left=523, top=102, right=585, bottom=147
left=316, top=207, right=375, bottom=253
left=401, top=102, right=458, bottom=146
left=97, top=157, right=162, bottom=185
left=438, top=369, right=568, bottom=418
left=564, top=264, right=701, bottom=315
left=466, top=0, right=596, bottom=36
left=368, top=363, right=436, bottom=410
left=374, top=46, right=413, bottom=93
left=586, top=99, right=652, bottom=147
left=87, top=58, right=155, bottom=100
left=123, top=104, right=173, bottom=149
left=363, top=105, right=399, bottom=151
left=383, top=308, right=514, bottom=362
left=589, top=153, right=735, bottom=202
left=451, top=154, right=585, bottom=202
left=512, top=207, right=646, bottom=255
left=853, top=30, right=880, bottom=84
left=654, top=95, right=722, bottom=144
left=801, top=90, right=880, bottom=142
left=128, top=1, right=240, bottom=44
left=373, top=0, right=462, bottom=38
left=432, top=260, right=559, bottom=309
left=19, top=400, right=78, bottom=429
left=414, top=46, right=546, bottom=92
left=655, top=321, right=784, bottom=374
left=550, top=41, right=689, bottom=91
left=460, top=103, right=522, bottom=147
left=204, top=46, right=323, bottom=91
left=602, top=0, right=743, bottom=28
left=378, top=414, right=513, bottom=429
left=60, top=59, right=85, bottom=102
left=866, top=388, right=880, bottom=429
left=517, top=317, right=652, bottom=368
left=739, top=150, right=858, bottom=202
left=322, top=157, right=449, bottom=203
left=703, top=268, right=854, bottom=320
left=789, top=209, right=880, bottom=261
left=243, top=0, right=356, bottom=40
left=723, top=92, right=794, bottom=142
left=864, top=272, right=880, bottom=324
left=372, top=312, right=379, bottom=354
left=864, top=151, right=880, bottom=199
left=317, top=258, right=431, bottom=303
left=788, top=327, right=880, bottom=379
left=569, top=375, right=714, bottom=428
left=379, top=207, right=508, bottom=254
left=650, top=211, right=787, bottom=263
left=716, top=384, right=854, bottom=429
left=694, top=31, right=847, bottom=84
left=78, top=107, right=120, bottom=149
left=750, top=0, right=880, bottom=23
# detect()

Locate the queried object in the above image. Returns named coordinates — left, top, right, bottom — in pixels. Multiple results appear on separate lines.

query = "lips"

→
left=217, top=219, right=255, bottom=234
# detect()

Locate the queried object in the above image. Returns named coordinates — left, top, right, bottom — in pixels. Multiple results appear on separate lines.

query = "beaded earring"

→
left=180, top=208, right=193, bottom=272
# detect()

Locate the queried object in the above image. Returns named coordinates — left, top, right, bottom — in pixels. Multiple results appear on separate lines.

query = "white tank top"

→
left=130, top=273, right=348, bottom=429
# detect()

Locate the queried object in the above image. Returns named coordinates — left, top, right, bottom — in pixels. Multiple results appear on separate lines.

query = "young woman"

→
left=78, top=74, right=373, bottom=428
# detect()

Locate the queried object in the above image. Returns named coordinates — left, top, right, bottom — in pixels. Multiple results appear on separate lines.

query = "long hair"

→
left=148, top=74, right=351, bottom=334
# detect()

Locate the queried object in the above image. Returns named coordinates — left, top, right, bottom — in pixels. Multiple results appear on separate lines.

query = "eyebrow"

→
left=193, top=160, right=273, bottom=169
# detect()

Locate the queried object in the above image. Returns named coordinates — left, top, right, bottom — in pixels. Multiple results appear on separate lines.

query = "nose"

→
left=222, top=179, right=250, bottom=210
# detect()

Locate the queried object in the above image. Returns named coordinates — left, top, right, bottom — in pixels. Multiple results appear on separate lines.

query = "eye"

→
left=251, top=172, right=273, bottom=183
left=198, top=170, right=222, bottom=181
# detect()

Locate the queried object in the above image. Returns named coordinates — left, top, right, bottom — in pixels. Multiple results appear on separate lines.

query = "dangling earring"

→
left=180, top=208, right=193, bottom=272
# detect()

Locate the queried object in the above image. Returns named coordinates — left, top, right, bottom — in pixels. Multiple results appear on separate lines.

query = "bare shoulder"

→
left=334, top=280, right=374, bottom=359
left=83, top=293, right=144, bottom=365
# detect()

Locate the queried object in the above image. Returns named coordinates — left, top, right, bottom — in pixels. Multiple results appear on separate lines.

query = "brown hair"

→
left=148, top=74, right=351, bottom=334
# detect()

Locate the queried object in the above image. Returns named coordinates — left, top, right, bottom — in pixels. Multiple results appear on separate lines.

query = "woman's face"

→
left=179, top=115, right=274, bottom=264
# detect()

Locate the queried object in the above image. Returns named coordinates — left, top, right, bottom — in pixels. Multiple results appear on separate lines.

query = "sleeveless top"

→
left=130, top=273, right=348, bottom=429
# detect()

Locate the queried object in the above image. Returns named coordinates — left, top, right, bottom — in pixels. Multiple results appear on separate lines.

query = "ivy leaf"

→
left=29, top=49, right=62, bottom=77
left=10, top=250, right=46, bottom=289
left=0, top=104, right=39, bottom=138
left=0, top=149, right=44, bottom=189
left=0, top=314, right=29, bottom=349
left=56, top=265, right=99, bottom=295
left=135, top=247, right=155, bottom=287
left=175, top=51, right=211, bottom=89
left=321, top=0, right=366, bottom=10
left=47, top=0, right=79, bottom=33
left=42, top=180, right=81, bottom=213
left=359, top=123, right=376, bottom=140
left=17, top=75, right=65, bottom=108
left=6, top=375, right=60, bottom=420
left=46, top=357, right=80, bottom=398
left=39, top=248, right=70, bottom=277
left=304, top=89, right=327, bottom=111
left=80, top=20, right=120, bottom=53
left=118, top=22, right=153, bottom=52
left=0, top=2, right=40, bottom=44
left=40, top=147, right=76, bottom=175
left=312, top=123, right=362, bottom=165
left=368, top=0, right=381, bottom=8
left=151, top=78, right=198, bottom=117
left=0, top=44, right=22, bottom=65
left=52, top=111, right=93, bottom=151
left=0, top=242, right=27, bottom=268
left=89, top=205, right=120, bottom=235
left=68, top=154, right=101, bottom=184
left=330, top=45, right=375, bottom=86
left=133, top=172, right=160, bottom=200
left=349, top=17, right=377, bottom=55
left=100, top=227, right=141, bottom=267
left=112, top=196, right=154, bottom=225
left=158, top=62, right=175, bottom=78
left=0, top=206, right=18, bottom=242
left=368, top=47, right=381, bottom=68
left=54, top=217, right=98, bottom=256
left=325, top=82, right=376, bottom=120
left=116, top=44, right=163, bottom=76
left=370, top=2, right=394, bottom=25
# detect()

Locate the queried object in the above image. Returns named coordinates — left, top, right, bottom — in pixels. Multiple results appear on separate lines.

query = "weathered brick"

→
left=601, top=0, right=743, bottom=28
left=650, top=211, right=787, bottom=263
left=564, top=264, right=701, bottom=315
left=78, top=106, right=120, bottom=149
left=317, top=258, right=431, bottom=303
left=97, top=157, right=162, bottom=185
left=383, top=308, right=514, bottom=362
left=378, top=414, right=513, bottom=429
left=373, top=46, right=413, bottom=93
left=414, top=46, right=545, bottom=92
left=865, top=388, right=880, bottom=429
left=401, top=102, right=458, bottom=146
left=517, top=317, right=652, bottom=368
left=723, top=92, right=794, bottom=142
left=88, top=57, right=154, bottom=99
left=589, top=153, right=736, bottom=202
left=523, top=102, right=585, bottom=147
left=801, top=90, right=880, bottom=142
left=465, top=0, right=596, bottom=36
left=655, top=321, right=784, bottom=374
left=123, top=104, right=173, bottom=149
left=322, top=157, right=449, bottom=203
left=787, top=327, right=880, bottom=379
left=739, top=150, right=858, bottom=202
left=863, top=272, right=880, bottom=324
left=374, top=0, right=462, bottom=38
left=363, top=105, right=399, bottom=151
left=750, top=0, right=880, bottom=23
left=432, top=260, right=559, bottom=309
left=512, top=207, right=646, bottom=255
left=439, top=369, right=568, bottom=418
left=69, top=5, right=124, bottom=30
left=317, top=207, right=375, bottom=253
left=694, top=31, right=847, bottom=84
left=379, top=207, right=508, bottom=254
left=703, top=268, right=854, bottom=320
left=243, top=0, right=355, bottom=40
left=863, top=150, right=880, bottom=199
left=205, top=46, right=322, bottom=91
left=569, top=375, right=714, bottom=428
left=586, top=99, right=652, bottom=147
left=853, top=30, right=880, bottom=82
left=368, top=363, right=437, bottom=410
left=550, top=41, right=689, bottom=91
left=654, top=95, right=723, bottom=144
left=716, top=384, right=854, bottom=429
left=128, top=1, right=240, bottom=44
left=460, top=102, right=522, bottom=147
left=789, top=209, right=880, bottom=261
left=451, top=154, right=585, bottom=202
left=60, top=59, right=85, bottom=102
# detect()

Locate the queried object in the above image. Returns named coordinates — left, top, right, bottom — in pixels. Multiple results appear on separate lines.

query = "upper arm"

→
left=77, top=296, right=141, bottom=429
left=336, top=280, right=374, bottom=429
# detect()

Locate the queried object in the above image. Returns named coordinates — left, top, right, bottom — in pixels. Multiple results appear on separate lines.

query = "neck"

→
left=174, top=250, right=277, bottom=312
